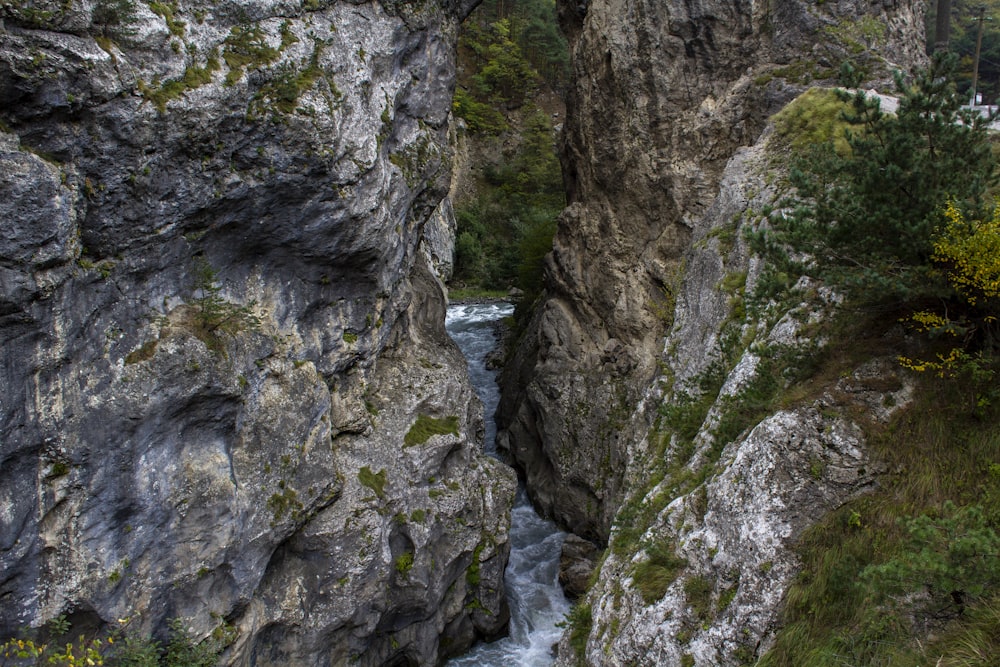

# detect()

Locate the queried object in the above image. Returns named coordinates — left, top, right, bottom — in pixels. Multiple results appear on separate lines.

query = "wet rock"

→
left=559, top=534, right=600, bottom=600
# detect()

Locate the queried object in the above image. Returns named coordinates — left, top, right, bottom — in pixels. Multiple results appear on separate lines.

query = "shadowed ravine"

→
left=445, top=303, right=571, bottom=667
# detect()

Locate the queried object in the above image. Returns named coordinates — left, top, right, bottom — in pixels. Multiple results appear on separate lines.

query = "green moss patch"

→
left=772, top=88, right=853, bottom=155
left=404, top=414, right=459, bottom=447
left=358, top=466, right=386, bottom=499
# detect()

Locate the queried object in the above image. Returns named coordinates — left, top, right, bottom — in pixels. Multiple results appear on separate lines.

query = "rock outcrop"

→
left=0, top=1, right=515, bottom=664
left=497, top=0, right=930, bottom=664
left=498, top=0, right=927, bottom=547
left=554, top=126, right=918, bottom=665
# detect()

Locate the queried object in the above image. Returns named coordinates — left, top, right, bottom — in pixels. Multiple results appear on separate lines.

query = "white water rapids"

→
left=445, top=302, right=571, bottom=667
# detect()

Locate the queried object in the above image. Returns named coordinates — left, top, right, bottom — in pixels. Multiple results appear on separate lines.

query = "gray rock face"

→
left=495, top=0, right=930, bottom=663
left=554, top=105, right=916, bottom=667
left=0, top=1, right=515, bottom=664
left=498, top=0, right=927, bottom=543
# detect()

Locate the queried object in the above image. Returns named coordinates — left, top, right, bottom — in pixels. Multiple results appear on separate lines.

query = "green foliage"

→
left=357, top=466, right=387, bottom=500
left=759, top=365, right=1000, bottom=667
left=945, top=0, right=1000, bottom=104
left=91, top=0, right=139, bottom=40
left=403, top=414, right=459, bottom=447
left=267, top=485, right=302, bottom=524
left=137, top=55, right=221, bottom=112
left=452, top=108, right=563, bottom=303
left=755, top=53, right=999, bottom=306
left=863, top=502, right=1000, bottom=611
left=465, top=542, right=485, bottom=587
left=469, top=0, right=569, bottom=91
left=394, top=551, right=414, bottom=577
left=717, top=582, right=738, bottom=612
left=562, top=601, right=592, bottom=665
left=187, top=259, right=259, bottom=353
left=473, top=19, right=538, bottom=108
left=161, top=619, right=222, bottom=667
left=124, top=340, right=157, bottom=365
left=147, top=2, right=184, bottom=37
left=112, top=634, right=160, bottom=666
left=223, top=24, right=280, bottom=86
left=632, top=543, right=687, bottom=604
left=251, top=45, right=329, bottom=117
left=0, top=616, right=228, bottom=667
left=772, top=88, right=853, bottom=155
left=684, top=575, right=715, bottom=621
left=454, top=0, right=568, bottom=131
left=896, top=201, right=1000, bottom=370
left=451, top=87, right=507, bottom=134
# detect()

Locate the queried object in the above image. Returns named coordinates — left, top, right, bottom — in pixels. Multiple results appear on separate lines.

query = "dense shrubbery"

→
left=449, top=0, right=568, bottom=307
left=0, top=617, right=229, bottom=667
left=756, top=53, right=1000, bottom=396
left=756, top=54, right=998, bottom=307
left=451, top=108, right=563, bottom=303
left=453, top=0, right=568, bottom=131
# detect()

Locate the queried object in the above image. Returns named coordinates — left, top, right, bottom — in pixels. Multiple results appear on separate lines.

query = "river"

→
left=445, top=302, right=571, bottom=667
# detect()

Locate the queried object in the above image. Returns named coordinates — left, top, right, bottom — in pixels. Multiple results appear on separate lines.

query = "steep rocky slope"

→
left=496, top=0, right=933, bottom=664
left=555, top=124, right=919, bottom=665
left=0, top=1, right=515, bottom=664
left=498, top=0, right=927, bottom=547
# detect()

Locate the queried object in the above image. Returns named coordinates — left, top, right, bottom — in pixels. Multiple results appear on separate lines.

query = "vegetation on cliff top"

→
left=752, top=54, right=1000, bottom=666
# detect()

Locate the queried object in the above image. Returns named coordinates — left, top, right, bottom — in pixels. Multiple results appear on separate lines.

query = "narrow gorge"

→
left=3, top=0, right=999, bottom=665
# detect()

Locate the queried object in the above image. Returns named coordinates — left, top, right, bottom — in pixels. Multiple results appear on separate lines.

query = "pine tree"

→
left=761, top=53, right=999, bottom=304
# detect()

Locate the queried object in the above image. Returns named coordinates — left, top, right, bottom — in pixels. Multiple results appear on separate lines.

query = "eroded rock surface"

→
left=554, top=109, right=916, bottom=667
left=0, top=1, right=514, bottom=664
left=498, top=0, right=927, bottom=543
left=497, top=0, right=930, bottom=664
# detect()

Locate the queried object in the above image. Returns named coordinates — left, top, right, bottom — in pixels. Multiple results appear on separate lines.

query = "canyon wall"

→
left=499, top=0, right=926, bottom=548
left=498, top=0, right=930, bottom=664
left=0, top=1, right=514, bottom=664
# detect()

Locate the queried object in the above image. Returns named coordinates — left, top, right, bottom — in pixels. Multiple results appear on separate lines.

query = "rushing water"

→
left=445, top=303, right=571, bottom=667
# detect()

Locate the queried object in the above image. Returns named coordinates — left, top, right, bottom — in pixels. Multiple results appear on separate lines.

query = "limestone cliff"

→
left=0, top=1, right=515, bottom=664
left=498, top=0, right=926, bottom=546
left=496, top=0, right=932, bottom=664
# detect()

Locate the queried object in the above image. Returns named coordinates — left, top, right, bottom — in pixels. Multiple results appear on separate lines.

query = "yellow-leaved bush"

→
left=899, top=201, right=1000, bottom=378
left=934, top=201, right=1000, bottom=305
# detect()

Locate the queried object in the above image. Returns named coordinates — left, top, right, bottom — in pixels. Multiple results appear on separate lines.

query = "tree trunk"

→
left=935, top=0, right=952, bottom=52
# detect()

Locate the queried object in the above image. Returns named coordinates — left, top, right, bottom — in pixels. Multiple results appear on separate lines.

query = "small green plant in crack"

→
left=684, top=575, right=715, bottom=622
left=717, top=574, right=740, bottom=614
left=137, top=52, right=220, bottom=111
left=47, top=461, right=70, bottom=479
left=148, top=0, right=185, bottom=36
left=223, top=23, right=280, bottom=85
left=268, top=485, right=303, bottom=525
left=124, top=339, right=158, bottom=364
left=395, top=551, right=414, bottom=577
left=252, top=44, right=327, bottom=116
left=558, top=601, right=592, bottom=664
left=187, top=258, right=259, bottom=353
left=466, top=542, right=485, bottom=586
left=633, top=542, right=687, bottom=604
